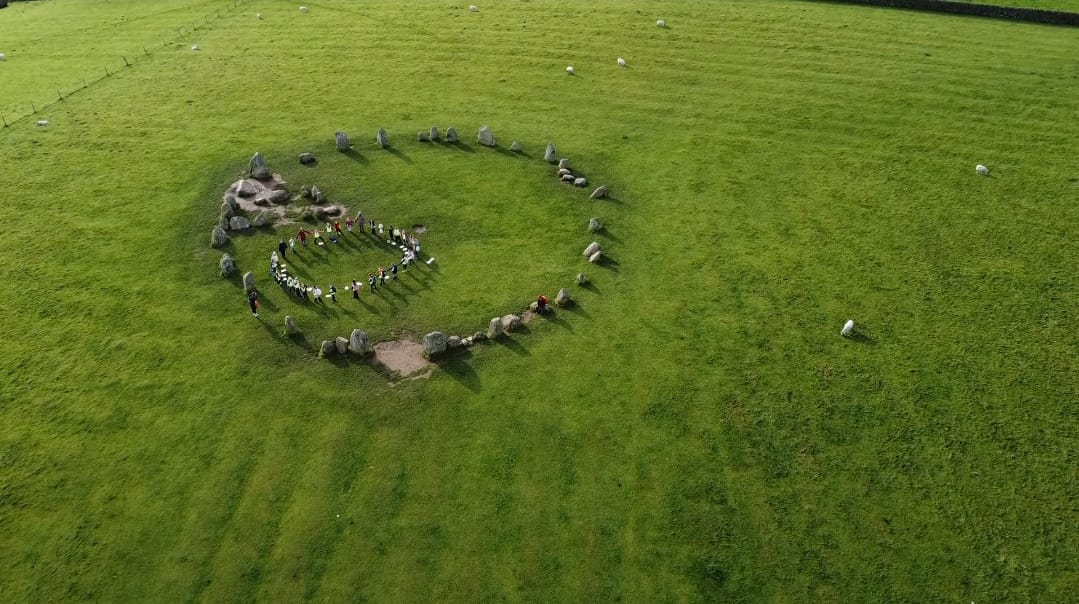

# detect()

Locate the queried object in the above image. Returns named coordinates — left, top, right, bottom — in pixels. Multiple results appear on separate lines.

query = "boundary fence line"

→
left=804, top=0, right=1079, bottom=26
left=0, top=0, right=250, bottom=130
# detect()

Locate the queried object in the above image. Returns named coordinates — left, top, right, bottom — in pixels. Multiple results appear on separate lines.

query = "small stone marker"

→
left=299, top=152, right=316, bottom=165
left=311, top=185, right=325, bottom=203
left=508, top=141, right=522, bottom=152
left=841, top=320, right=855, bottom=337
left=576, top=273, right=588, bottom=286
left=555, top=288, right=571, bottom=306
left=544, top=143, right=557, bottom=163
left=501, top=314, right=521, bottom=333
left=561, top=174, right=575, bottom=182
left=219, top=253, right=236, bottom=276
left=376, top=128, right=388, bottom=148
left=477, top=125, right=496, bottom=147
left=349, top=329, right=370, bottom=354
left=487, top=317, right=504, bottom=339
left=583, top=242, right=601, bottom=257
left=230, top=216, right=252, bottom=231
left=285, top=315, right=299, bottom=335
left=242, top=271, right=255, bottom=292
left=976, top=164, right=989, bottom=175
left=617, top=57, right=626, bottom=67
left=589, top=250, right=603, bottom=263
left=657, top=19, right=666, bottom=27
left=574, top=177, right=588, bottom=187
left=319, top=340, right=335, bottom=357
left=268, top=189, right=290, bottom=204
left=334, top=131, right=350, bottom=152
left=558, top=158, right=570, bottom=170
left=423, top=331, right=448, bottom=356
left=220, top=202, right=234, bottom=219
left=590, top=185, right=609, bottom=200
left=417, top=131, right=430, bottom=142
left=250, top=152, right=271, bottom=179
left=588, top=217, right=603, bottom=232
left=335, top=337, right=349, bottom=354
left=447, top=335, right=462, bottom=349
left=445, top=127, right=458, bottom=143
left=430, top=126, right=440, bottom=141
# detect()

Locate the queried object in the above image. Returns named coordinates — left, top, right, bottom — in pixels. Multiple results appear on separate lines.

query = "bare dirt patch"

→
left=373, top=340, right=434, bottom=379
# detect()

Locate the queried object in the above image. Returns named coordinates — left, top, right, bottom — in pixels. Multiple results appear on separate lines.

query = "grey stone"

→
left=429, top=126, right=440, bottom=141
left=574, top=177, right=588, bottom=187
left=487, top=317, right=503, bottom=339
left=583, top=242, right=601, bottom=257
left=501, top=314, right=521, bottom=333
left=589, top=250, right=603, bottom=263
left=219, top=253, right=236, bottom=276
left=211, top=226, right=229, bottom=247
left=229, top=216, right=252, bottom=231
left=301, top=185, right=312, bottom=199
left=253, top=197, right=270, bottom=207
left=508, top=141, right=522, bottom=152
left=252, top=211, right=271, bottom=227
left=242, top=271, right=255, bottom=292
left=224, top=195, right=239, bottom=211
left=417, top=130, right=430, bottom=142
left=285, top=315, right=299, bottom=335
left=311, top=185, right=325, bottom=204
left=349, top=329, right=370, bottom=355
left=558, top=168, right=572, bottom=177
left=473, top=331, right=488, bottom=342
left=335, top=337, right=350, bottom=355
left=423, top=331, right=448, bottom=356
left=555, top=288, right=572, bottom=306
left=376, top=128, right=388, bottom=148
left=576, top=273, right=588, bottom=286
left=319, top=340, right=336, bottom=357
left=588, top=217, right=603, bottom=232
left=218, top=216, right=230, bottom=231
left=271, top=178, right=287, bottom=191
left=334, top=131, right=350, bottom=152
left=477, top=125, right=496, bottom=147
left=445, top=127, right=458, bottom=143
left=462, top=337, right=473, bottom=347
left=558, top=158, right=570, bottom=170
left=544, top=143, right=557, bottom=163
left=268, top=189, right=290, bottom=204
left=250, top=152, right=271, bottom=179
left=561, top=174, right=575, bottom=182
left=220, top=202, right=234, bottom=219
left=590, top=185, right=609, bottom=200
left=236, top=180, right=257, bottom=197
left=299, top=152, right=317, bottom=164
left=447, top=335, right=462, bottom=349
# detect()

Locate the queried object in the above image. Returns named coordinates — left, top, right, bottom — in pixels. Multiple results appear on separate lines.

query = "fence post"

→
left=123, top=56, right=130, bottom=67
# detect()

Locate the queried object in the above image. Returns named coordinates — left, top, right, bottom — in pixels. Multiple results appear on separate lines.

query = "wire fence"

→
left=0, top=0, right=250, bottom=129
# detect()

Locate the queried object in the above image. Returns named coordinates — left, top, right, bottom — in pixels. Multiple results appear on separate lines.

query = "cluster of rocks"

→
left=414, top=126, right=461, bottom=144
left=545, top=144, right=610, bottom=198
left=583, top=241, right=603, bottom=263
left=301, top=184, right=326, bottom=204
left=318, top=328, right=372, bottom=358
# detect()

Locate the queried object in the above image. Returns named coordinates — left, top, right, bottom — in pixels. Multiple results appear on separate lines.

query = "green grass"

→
left=0, top=0, right=1076, bottom=601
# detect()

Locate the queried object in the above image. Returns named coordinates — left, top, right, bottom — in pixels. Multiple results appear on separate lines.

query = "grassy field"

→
left=1, top=0, right=1076, bottom=601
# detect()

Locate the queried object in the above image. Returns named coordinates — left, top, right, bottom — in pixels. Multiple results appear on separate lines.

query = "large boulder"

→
left=242, top=271, right=255, bottom=292
left=544, top=143, right=557, bottom=164
left=230, top=216, right=252, bottom=231
left=423, top=331, right=448, bottom=356
left=417, top=130, right=430, bottom=142
left=574, top=177, right=588, bottom=187
left=334, top=131, right=350, bottom=152
left=335, top=337, right=350, bottom=355
left=319, top=340, right=336, bottom=357
left=376, top=128, right=388, bottom=148
left=501, top=314, right=521, bottom=333
left=487, top=317, right=503, bottom=339
left=590, top=185, right=609, bottom=200
left=252, top=211, right=271, bottom=227
left=220, top=202, right=234, bottom=219
left=477, top=125, right=496, bottom=147
left=555, top=288, right=572, bottom=306
left=349, top=329, right=370, bottom=355
left=236, top=180, right=257, bottom=197
left=311, top=185, right=325, bottom=204
left=268, top=189, right=290, bottom=204
left=285, top=315, right=299, bottom=335
left=250, top=152, right=271, bottom=179
left=224, top=195, right=239, bottom=211
left=447, top=335, right=462, bottom=349
left=588, top=217, right=603, bottom=232
left=445, top=127, right=458, bottom=143
left=211, top=226, right=229, bottom=247
left=219, top=253, right=236, bottom=276
left=583, top=242, right=601, bottom=257
left=299, top=152, right=317, bottom=165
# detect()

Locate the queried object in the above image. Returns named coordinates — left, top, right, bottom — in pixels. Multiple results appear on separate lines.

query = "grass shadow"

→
left=543, top=311, right=575, bottom=333
left=562, top=301, right=591, bottom=319
left=599, top=228, right=623, bottom=244
left=494, top=334, right=530, bottom=356
left=578, top=281, right=600, bottom=294
left=596, top=255, right=620, bottom=272
left=603, top=195, right=624, bottom=206
left=342, top=148, right=368, bottom=164
left=435, top=350, right=482, bottom=392
left=849, top=333, right=877, bottom=345
left=385, top=147, right=413, bottom=163
left=445, top=141, right=476, bottom=153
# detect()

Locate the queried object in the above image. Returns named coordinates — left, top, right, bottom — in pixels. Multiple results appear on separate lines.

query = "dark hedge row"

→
left=812, top=0, right=1079, bottom=25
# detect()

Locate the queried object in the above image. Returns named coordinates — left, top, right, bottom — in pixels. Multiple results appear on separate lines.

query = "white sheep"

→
left=656, top=19, right=666, bottom=27
left=469, top=5, right=478, bottom=12
left=617, top=57, right=626, bottom=67
left=257, top=13, right=263, bottom=20
left=566, top=66, right=575, bottom=75
left=975, top=164, right=989, bottom=176
left=191, top=44, right=200, bottom=51
left=0, top=53, right=7, bottom=62
left=35, top=120, right=49, bottom=126
left=299, top=6, right=308, bottom=13
left=840, top=320, right=855, bottom=337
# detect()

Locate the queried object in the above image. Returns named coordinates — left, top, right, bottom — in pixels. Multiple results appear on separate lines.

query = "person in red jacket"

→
left=296, top=228, right=310, bottom=246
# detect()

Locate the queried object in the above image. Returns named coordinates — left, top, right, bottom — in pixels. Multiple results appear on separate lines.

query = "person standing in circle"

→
left=247, top=290, right=260, bottom=317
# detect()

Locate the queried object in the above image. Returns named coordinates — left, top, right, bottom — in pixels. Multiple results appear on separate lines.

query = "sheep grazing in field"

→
left=566, top=66, right=575, bottom=75
left=975, top=164, right=989, bottom=176
left=840, top=320, right=855, bottom=337
left=191, top=44, right=200, bottom=51
left=469, top=5, right=478, bottom=12
left=35, top=120, right=49, bottom=126
left=656, top=19, right=666, bottom=27
left=299, top=6, right=308, bottom=13
left=0, top=53, right=6, bottom=62
left=257, top=13, right=263, bottom=20
left=617, top=57, right=626, bottom=67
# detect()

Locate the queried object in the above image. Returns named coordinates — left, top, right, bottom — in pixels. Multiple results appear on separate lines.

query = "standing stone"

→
left=574, top=177, right=588, bottom=187
left=561, top=174, right=575, bottom=182
left=558, top=158, right=570, bottom=170
left=555, top=288, right=572, bottom=306
left=218, top=216, right=230, bottom=231
left=242, top=271, right=255, bottom=292
left=477, top=125, right=496, bottom=147
left=285, top=315, right=299, bottom=335
left=211, top=226, right=229, bottom=247
left=349, top=329, right=370, bottom=355
left=230, top=216, right=252, bottom=231
left=252, top=211, right=271, bottom=227
left=508, top=141, right=522, bottom=152
left=301, top=185, right=312, bottom=199
left=501, top=314, right=521, bottom=333
left=417, top=131, right=430, bottom=142
left=590, top=185, right=609, bottom=200
left=589, top=250, right=603, bottom=263
left=429, top=126, right=440, bottom=141
left=311, top=185, right=325, bottom=204
left=250, top=152, right=271, bottom=179
left=299, top=152, right=317, bottom=164
left=376, top=128, right=388, bottom=148
left=319, top=340, right=336, bottom=357
left=334, top=131, right=350, bottom=151
left=576, top=273, right=589, bottom=286
left=423, top=331, right=448, bottom=356
left=544, top=143, right=557, bottom=163
left=335, top=337, right=350, bottom=354
left=487, top=317, right=504, bottom=339
left=219, top=253, right=236, bottom=276
left=447, top=335, right=462, bottom=349
left=583, top=241, right=601, bottom=257
left=220, top=201, right=234, bottom=219
left=588, top=217, right=603, bottom=232
left=445, top=127, right=458, bottom=143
